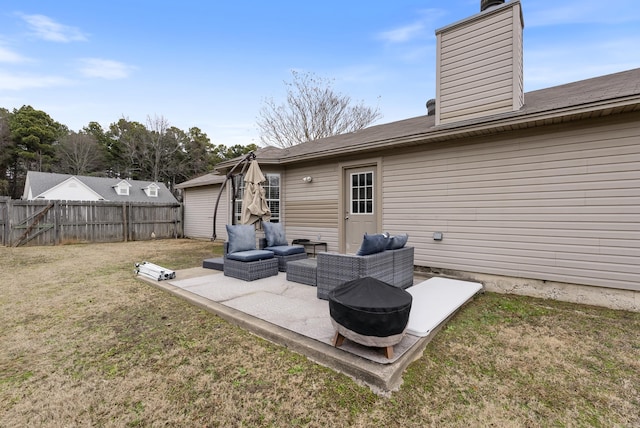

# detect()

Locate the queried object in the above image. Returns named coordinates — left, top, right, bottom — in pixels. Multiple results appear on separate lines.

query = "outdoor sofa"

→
left=316, top=233, right=414, bottom=300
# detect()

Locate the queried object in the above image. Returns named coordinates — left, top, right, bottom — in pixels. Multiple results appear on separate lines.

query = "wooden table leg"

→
left=383, top=346, right=394, bottom=359
left=332, top=332, right=345, bottom=347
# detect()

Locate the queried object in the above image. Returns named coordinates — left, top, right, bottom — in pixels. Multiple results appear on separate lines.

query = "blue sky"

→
left=1, top=0, right=639, bottom=147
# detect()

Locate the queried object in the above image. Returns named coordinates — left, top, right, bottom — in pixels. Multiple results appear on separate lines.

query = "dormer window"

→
left=143, top=183, right=160, bottom=198
left=114, top=180, right=131, bottom=196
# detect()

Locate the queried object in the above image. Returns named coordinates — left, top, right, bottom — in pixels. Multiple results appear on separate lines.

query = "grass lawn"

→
left=1, top=239, right=638, bottom=427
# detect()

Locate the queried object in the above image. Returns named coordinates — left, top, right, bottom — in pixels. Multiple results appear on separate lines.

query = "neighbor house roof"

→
left=215, top=67, right=640, bottom=171
left=24, top=171, right=179, bottom=203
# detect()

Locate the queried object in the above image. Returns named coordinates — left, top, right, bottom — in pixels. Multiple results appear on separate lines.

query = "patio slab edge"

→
left=137, top=272, right=434, bottom=394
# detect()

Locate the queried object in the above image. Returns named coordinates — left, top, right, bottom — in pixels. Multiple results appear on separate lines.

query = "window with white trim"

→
left=144, top=185, right=159, bottom=197
left=116, top=182, right=129, bottom=196
left=350, top=171, right=373, bottom=214
left=233, top=173, right=280, bottom=223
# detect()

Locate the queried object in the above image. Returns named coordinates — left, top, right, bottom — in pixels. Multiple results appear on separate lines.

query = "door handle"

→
left=345, top=216, right=349, bottom=220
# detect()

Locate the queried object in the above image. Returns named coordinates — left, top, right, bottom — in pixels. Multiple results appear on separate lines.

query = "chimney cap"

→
left=481, top=0, right=505, bottom=12
left=426, top=99, right=436, bottom=116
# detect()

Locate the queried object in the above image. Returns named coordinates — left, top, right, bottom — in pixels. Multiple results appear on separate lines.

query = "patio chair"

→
left=223, top=224, right=278, bottom=281
left=261, top=222, right=307, bottom=272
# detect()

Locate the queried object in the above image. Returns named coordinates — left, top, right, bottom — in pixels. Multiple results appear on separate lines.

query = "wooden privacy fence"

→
left=0, top=199, right=183, bottom=247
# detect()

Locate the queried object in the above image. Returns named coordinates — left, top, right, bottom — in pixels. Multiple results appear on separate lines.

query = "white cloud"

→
left=78, top=58, right=136, bottom=80
left=376, top=9, right=445, bottom=44
left=0, top=70, right=71, bottom=90
left=0, top=45, right=29, bottom=63
left=20, top=14, right=88, bottom=42
left=378, top=22, right=426, bottom=43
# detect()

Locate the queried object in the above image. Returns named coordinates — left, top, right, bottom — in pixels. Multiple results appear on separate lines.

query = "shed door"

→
left=344, top=167, right=377, bottom=254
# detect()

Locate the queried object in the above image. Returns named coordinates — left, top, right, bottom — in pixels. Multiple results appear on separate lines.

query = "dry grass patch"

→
left=376, top=296, right=640, bottom=427
left=1, top=239, right=638, bottom=427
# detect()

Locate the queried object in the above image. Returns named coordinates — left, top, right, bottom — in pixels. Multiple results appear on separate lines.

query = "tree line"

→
left=1, top=72, right=382, bottom=200
left=0, top=105, right=256, bottom=200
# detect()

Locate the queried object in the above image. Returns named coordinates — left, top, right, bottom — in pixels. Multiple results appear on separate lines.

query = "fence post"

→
left=53, top=200, right=59, bottom=245
left=174, top=204, right=179, bottom=239
left=6, top=199, right=13, bottom=247
left=1, top=199, right=7, bottom=246
left=128, top=203, right=133, bottom=241
left=122, top=203, right=127, bottom=242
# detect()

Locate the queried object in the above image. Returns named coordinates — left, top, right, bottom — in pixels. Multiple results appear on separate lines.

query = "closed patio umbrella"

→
left=241, top=160, right=271, bottom=225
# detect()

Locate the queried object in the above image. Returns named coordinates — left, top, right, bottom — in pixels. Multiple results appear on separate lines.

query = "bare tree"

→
left=257, top=71, right=382, bottom=148
left=145, top=114, right=170, bottom=182
left=56, top=131, right=105, bottom=175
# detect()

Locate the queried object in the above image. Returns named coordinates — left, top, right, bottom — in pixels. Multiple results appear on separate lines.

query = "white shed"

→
left=175, top=173, right=228, bottom=241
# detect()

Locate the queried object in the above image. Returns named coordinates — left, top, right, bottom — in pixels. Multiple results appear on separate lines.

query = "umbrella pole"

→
left=230, top=177, right=237, bottom=225
left=212, top=152, right=256, bottom=241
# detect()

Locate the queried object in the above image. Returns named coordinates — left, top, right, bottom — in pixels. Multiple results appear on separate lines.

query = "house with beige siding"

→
left=180, top=0, right=639, bottom=311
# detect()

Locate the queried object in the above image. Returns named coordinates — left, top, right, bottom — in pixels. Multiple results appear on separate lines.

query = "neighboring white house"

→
left=22, top=171, right=179, bottom=204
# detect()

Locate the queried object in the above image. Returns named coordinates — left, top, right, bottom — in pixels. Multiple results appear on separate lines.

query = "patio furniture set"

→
left=221, top=223, right=306, bottom=282
left=222, top=224, right=413, bottom=293
left=221, top=223, right=415, bottom=358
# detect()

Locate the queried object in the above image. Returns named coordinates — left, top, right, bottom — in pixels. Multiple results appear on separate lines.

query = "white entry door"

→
left=344, top=166, right=377, bottom=254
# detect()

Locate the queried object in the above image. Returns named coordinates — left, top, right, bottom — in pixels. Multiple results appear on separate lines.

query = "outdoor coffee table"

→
left=292, top=239, right=327, bottom=257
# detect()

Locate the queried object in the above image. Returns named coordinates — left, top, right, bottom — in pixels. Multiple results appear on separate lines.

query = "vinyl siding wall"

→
left=436, top=2, right=523, bottom=125
left=382, top=114, right=640, bottom=292
left=182, top=184, right=228, bottom=241
left=282, top=162, right=340, bottom=251
left=512, top=7, right=524, bottom=111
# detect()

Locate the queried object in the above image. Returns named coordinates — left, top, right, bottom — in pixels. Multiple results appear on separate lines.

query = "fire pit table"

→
left=328, top=277, right=412, bottom=359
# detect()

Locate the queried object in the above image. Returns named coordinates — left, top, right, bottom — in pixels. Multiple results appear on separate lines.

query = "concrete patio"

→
left=138, top=266, right=482, bottom=394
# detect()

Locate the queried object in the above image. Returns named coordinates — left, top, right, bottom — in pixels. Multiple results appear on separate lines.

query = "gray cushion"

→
left=387, top=233, right=409, bottom=250
left=226, top=249, right=274, bottom=262
left=263, top=222, right=287, bottom=247
left=356, top=233, right=390, bottom=256
left=265, top=245, right=306, bottom=256
left=226, top=224, right=256, bottom=253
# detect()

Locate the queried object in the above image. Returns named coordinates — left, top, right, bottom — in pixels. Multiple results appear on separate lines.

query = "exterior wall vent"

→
left=481, top=0, right=505, bottom=12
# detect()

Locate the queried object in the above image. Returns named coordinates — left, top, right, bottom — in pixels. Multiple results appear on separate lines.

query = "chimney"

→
left=434, top=0, right=524, bottom=125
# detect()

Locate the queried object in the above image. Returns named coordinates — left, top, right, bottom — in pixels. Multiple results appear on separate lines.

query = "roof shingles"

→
left=246, top=68, right=640, bottom=165
left=25, top=171, right=178, bottom=203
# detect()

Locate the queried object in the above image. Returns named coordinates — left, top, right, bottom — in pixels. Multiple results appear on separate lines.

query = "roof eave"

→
left=276, top=97, right=640, bottom=164
left=213, top=157, right=283, bottom=175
